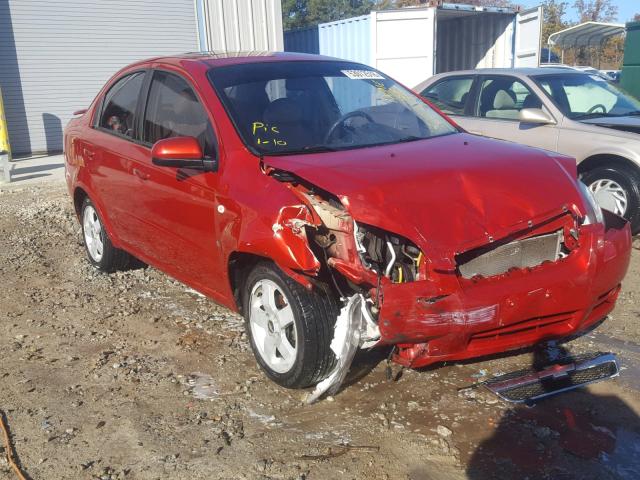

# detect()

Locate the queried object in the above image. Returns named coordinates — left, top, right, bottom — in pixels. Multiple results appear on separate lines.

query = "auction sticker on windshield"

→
left=341, top=70, right=385, bottom=80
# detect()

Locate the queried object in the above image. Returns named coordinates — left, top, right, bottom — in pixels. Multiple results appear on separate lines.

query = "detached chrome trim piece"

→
left=483, top=352, right=619, bottom=403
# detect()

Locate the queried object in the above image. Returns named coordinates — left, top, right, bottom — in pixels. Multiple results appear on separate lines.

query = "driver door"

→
left=133, top=70, right=224, bottom=292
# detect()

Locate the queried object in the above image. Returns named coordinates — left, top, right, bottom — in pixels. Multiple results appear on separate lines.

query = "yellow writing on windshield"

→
left=252, top=121, right=287, bottom=148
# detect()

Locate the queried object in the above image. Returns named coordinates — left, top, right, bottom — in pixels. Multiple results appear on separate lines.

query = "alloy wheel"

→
left=589, top=178, right=628, bottom=216
left=249, top=279, right=298, bottom=373
left=83, top=205, right=104, bottom=262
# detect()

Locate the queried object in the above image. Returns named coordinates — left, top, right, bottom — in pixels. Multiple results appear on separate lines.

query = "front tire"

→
left=81, top=197, right=131, bottom=272
left=243, top=262, right=337, bottom=389
left=581, top=163, right=640, bottom=234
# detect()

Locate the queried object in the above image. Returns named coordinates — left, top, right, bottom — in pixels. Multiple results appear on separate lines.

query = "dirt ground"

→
left=1, top=181, right=640, bottom=480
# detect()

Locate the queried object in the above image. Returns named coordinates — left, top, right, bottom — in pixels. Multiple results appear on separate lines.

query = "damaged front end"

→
left=266, top=165, right=428, bottom=401
left=264, top=164, right=631, bottom=402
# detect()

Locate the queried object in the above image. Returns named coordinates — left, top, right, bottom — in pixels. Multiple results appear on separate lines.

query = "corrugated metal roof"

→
left=548, top=21, right=625, bottom=48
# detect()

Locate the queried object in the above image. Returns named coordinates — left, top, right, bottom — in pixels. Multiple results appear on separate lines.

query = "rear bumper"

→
left=379, top=213, right=632, bottom=368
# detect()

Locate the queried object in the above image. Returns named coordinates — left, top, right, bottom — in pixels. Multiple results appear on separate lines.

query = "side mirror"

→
left=151, top=136, right=217, bottom=172
left=519, top=108, right=556, bottom=125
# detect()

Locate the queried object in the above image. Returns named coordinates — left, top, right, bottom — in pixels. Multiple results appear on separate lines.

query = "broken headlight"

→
left=577, top=180, right=604, bottom=225
left=354, top=222, right=423, bottom=283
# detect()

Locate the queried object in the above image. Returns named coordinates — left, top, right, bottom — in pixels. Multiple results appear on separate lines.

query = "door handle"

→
left=132, top=167, right=150, bottom=180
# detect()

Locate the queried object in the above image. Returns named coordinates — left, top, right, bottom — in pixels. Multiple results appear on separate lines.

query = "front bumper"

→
left=379, top=212, right=632, bottom=368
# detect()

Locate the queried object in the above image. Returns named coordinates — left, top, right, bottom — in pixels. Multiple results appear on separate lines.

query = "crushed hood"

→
left=265, top=133, right=583, bottom=267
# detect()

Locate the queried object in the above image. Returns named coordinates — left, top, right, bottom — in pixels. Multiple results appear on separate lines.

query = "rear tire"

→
left=243, top=262, right=337, bottom=389
left=581, top=163, right=640, bottom=234
left=81, top=197, right=131, bottom=272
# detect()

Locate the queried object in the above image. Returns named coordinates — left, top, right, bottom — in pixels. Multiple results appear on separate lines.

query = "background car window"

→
left=535, top=74, right=640, bottom=119
left=99, top=72, right=145, bottom=138
left=421, top=77, right=473, bottom=115
left=478, top=77, right=541, bottom=120
left=143, top=71, right=215, bottom=157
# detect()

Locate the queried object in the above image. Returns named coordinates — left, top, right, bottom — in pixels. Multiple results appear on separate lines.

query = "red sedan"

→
left=64, top=53, right=631, bottom=400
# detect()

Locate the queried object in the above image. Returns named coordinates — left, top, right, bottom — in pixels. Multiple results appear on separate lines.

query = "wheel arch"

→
left=578, top=154, right=640, bottom=178
left=227, top=252, right=269, bottom=315
left=72, top=185, right=122, bottom=248
left=73, top=186, right=88, bottom=218
left=227, top=251, right=335, bottom=315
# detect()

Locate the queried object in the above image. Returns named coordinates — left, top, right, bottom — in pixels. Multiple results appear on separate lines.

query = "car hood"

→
left=581, top=116, right=640, bottom=134
left=265, top=133, right=583, bottom=266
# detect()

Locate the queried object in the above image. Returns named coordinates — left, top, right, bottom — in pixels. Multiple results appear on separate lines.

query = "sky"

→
left=519, top=0, right=638, bottom=23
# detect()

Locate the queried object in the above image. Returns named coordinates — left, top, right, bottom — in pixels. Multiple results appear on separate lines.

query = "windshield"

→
left=208, top=61, right=457, bottom=155
left=533, top=73, right=640, bottom=120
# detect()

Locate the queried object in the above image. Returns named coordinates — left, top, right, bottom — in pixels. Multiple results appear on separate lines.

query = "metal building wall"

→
left=372, top=9, right=436, bottom=87
left=284, top=27, right=320, bottom=54
left=0, top=0, right=200, bottom=156
left=436, top=13, right=515, bottom=74
left=200, top=0, right=283, bottom=52
left=318, top=15, right=372, bottom=65
left=621, top=22, right=640, bottom=100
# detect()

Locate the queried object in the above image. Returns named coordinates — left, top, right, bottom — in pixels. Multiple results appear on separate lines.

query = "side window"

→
left=420, top=77, right=474, bottom=115
left=99, top=72, right=145, bottom=138
left=143, top=71, right=215, bottom=157
left=478, top=77, right=542, bottom=120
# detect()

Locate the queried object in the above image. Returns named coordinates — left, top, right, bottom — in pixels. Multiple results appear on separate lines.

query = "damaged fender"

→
left=270, top=204, right=321, bottom=273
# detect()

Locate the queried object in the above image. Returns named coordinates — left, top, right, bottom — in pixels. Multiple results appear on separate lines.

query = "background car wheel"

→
left=81, top=197, right=131, bottom=272
left=581, top=163, right=640, bottom=234
left=243, top=262, right=337, bottom=389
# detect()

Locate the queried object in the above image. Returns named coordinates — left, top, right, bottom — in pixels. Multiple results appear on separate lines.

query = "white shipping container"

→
left=310, top=3, right=542, bottom=88
left=198, top=0, right=284, bottom=52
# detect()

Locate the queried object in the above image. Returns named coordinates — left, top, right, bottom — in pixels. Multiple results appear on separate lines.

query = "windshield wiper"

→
left=262, top=144, right=340, bottom=156
left=394, top=135, right=424, bottom=144
left=573, top=112, right=616, bottom=120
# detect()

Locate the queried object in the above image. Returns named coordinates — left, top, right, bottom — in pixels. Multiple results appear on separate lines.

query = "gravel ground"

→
left=1, top=182, right=640, bottom=480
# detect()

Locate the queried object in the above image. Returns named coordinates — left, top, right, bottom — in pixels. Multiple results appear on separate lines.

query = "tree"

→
left=569, top=0, right=621, bottom=68
left=283, top=0, right=521, bottom=29
left=541, top=0, right=569, bottom=45
left=282, top=0, right=378, bottom=30
left=573, top=0, right=618, bottom=23
left=383, top=0, right=516, bottom=7
left=634, top=13, right=640, bottom=22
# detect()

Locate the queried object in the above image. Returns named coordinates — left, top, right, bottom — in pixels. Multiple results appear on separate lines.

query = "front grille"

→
left=457, top=230, right=563, bottom=279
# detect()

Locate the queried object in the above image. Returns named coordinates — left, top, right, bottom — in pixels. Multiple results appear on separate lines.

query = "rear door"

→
left=133, top=69, right=224, bottom=291
left=88, top=71, right=150, bottom=246
left=465, top=74, right=559, bottom=151
left=514, top=6, right=543, bottom=68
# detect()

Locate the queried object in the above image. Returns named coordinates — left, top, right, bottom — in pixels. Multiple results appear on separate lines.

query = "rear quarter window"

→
left=98, top=72, right=145, bottom=139
left=421, top=77, right=474, bottom=115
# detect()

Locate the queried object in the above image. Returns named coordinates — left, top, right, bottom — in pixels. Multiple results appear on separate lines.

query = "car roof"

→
left=128, top=51, right=343, bottom=70
left=433, top=67, right=590, bottom=77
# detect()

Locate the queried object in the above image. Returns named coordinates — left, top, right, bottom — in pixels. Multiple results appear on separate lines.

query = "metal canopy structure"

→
left=548, top=21, right=625, bottom=48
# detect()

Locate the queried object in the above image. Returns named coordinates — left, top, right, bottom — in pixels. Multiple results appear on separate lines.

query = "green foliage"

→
left=282, top=0, right=378, bottom=30
left=282, top=0, right=517, bottom=30
left=541, top=0, right=568, bottom=44
left=384, top=0, right=516, bottom=8
left=572, top=0, right=618, bottom=23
